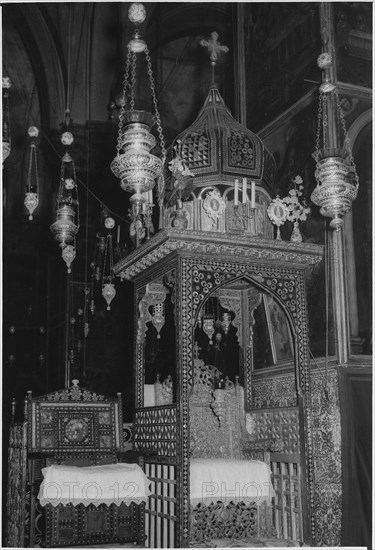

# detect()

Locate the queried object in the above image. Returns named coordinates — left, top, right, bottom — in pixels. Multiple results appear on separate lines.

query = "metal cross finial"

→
left=200, top=32, right=229, bottom=83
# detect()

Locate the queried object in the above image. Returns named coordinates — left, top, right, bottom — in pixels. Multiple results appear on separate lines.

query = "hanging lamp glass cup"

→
left=61, top=244, right=76, bottom=273
left=24, top=192, right=39, bottom=220
left=311, top=153, right=358, bottom=230
left=50, top=204, right=79, bottom=246
left=110, top=110, right=163, bottom=195
left=102, top=283, right=116, bottom=311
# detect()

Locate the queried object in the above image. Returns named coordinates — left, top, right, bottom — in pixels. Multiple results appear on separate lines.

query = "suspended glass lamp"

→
left=2, top=77, right=11, bottom=163
left=50, top=131, right=80, bottom=272
left=102, top=216, right=116, bottom=310
left=311, top=53, right=359, bottom=230
left=110, top=2, right=166, bottom=247
left=24, top=126, right=40, bottom=220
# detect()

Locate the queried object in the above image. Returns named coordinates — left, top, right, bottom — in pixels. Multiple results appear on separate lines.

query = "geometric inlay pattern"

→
left=182, top=130, right=209, bottom=168
left=228, top=131, right=255, bottom=169
left=134, top=406, right=177, bottom=459
left=251, top=375, right=298, bottom=410
left=245, top=407, right=300, bottom=453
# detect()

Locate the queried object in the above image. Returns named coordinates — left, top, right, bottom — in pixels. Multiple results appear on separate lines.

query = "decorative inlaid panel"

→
left=251, top=374, right=298, bottom=409
left=314, top=483, right=341, bottom=547
left=28, top=401, right=121, bottom=454
left=310, top=368, right=342, bottom=546
left=45, top=502, right=144, bottom=547
left=114, top=229, right=323, bottom=282
left=134, top=406, right=177, bottom=459
left=228, top=131, right=255, bottom=169
left=182, top=129, right=210, bottom=168
left=245, top=407, right=300, bottom=453
left=6, top=422, right=27, bottom=548
left=190, top=500, right=275, bottom=542
left=190, top=386, right=242, bottom=460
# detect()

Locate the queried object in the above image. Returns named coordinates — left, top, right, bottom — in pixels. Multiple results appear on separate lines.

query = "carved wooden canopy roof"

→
left=164, top=85, right=276, bottom=195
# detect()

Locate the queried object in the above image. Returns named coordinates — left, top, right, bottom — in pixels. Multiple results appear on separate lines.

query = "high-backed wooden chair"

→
left=7, top=380, right=147, bottom=548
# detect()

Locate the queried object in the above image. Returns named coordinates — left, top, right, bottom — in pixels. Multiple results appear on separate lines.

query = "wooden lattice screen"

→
left=145, top=462, right=177, bottom=548
left=270, top=453, right=303, bottom=541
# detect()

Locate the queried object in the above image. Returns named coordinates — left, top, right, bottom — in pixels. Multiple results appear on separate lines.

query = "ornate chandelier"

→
left=311, top=52, right=359, bottom=230
left=50, top=131, right=80, bottom=272
left=24, top=126, right=40, bottom=220
left=110, top=2, right=166, bottom=248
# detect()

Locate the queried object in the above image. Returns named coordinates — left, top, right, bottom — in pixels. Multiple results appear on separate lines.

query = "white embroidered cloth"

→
left=190, top=458, right=274, bottom=506
left=38, top=463, right=152, bottom=507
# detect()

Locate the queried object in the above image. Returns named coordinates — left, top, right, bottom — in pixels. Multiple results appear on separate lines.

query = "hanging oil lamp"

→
left=221, top=312, right=232, bottom=335
left=110, top=2, right=166, bottom=247
left=24, top=126, right=40, bottom=220
left=50, top=131, right=80, bottom=272
left=311, top=52, right=358, bottom=230
left=152, top=303, right=165, bottom=339
left=102, top=216, right=116, bottom=310
left=203, top=315, right=215, bottom=345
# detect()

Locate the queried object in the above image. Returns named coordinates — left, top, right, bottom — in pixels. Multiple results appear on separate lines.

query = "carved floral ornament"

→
left=137, top=282, right=168, bottom=343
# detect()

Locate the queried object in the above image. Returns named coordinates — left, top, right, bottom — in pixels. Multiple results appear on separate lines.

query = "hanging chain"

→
left=109, top=233, right=114, bottom=276
left=33, top=143, right=39, bottom=189
left=27, top=142, right=38, bottom=191
left=314, top=89, right=324, bottom=161
left=102, top=234, right=109, bottom=285
left=116, top=49, right=132, bottom=155
left=145, top=47, right=166, bottom=207
left=58, top=160, right=65, bottom=204
left=144, top=47, right=166, bottom=160
left=72, top=160, right=80, bottom=229
left=334, top=88, right=359, bottom=186
left=102, top=232, right=114, bottom=284
left=130, top=51, right=137, bottom=111
left=321, top=92, right=329, bottom=153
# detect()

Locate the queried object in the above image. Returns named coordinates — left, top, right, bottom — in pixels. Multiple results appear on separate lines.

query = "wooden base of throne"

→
left=190, top=500, right=275, bottom=544
left=44, top=502, right=145, bottom=547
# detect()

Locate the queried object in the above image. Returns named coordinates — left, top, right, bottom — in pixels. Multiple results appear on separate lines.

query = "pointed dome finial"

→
left=200, top=31, right=229, bottom=85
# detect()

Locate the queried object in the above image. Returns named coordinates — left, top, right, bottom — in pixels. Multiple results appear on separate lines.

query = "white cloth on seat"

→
left=190, top=458, right=274, bottom=506
left=38, top=462, right=152, bottom=507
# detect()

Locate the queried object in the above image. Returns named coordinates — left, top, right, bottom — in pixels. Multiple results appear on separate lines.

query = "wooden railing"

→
left=144, top=461, right=177, bottom=548
left=270, top=452, right=303, bottom=542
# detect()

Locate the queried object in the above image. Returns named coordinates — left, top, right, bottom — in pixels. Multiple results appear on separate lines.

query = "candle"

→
left=148, top=190, right=153, bottom=204
left=242, top=178, right=247, bottom=204
left=234, top=179, right=239, bottom=206
left=251, top=180, right=255, bottom=209
left=117, top=224, right=120, bottom=244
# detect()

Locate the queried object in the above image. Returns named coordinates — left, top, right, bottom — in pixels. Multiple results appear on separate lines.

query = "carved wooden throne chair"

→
left=7, top=380, right=148, bottom=548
